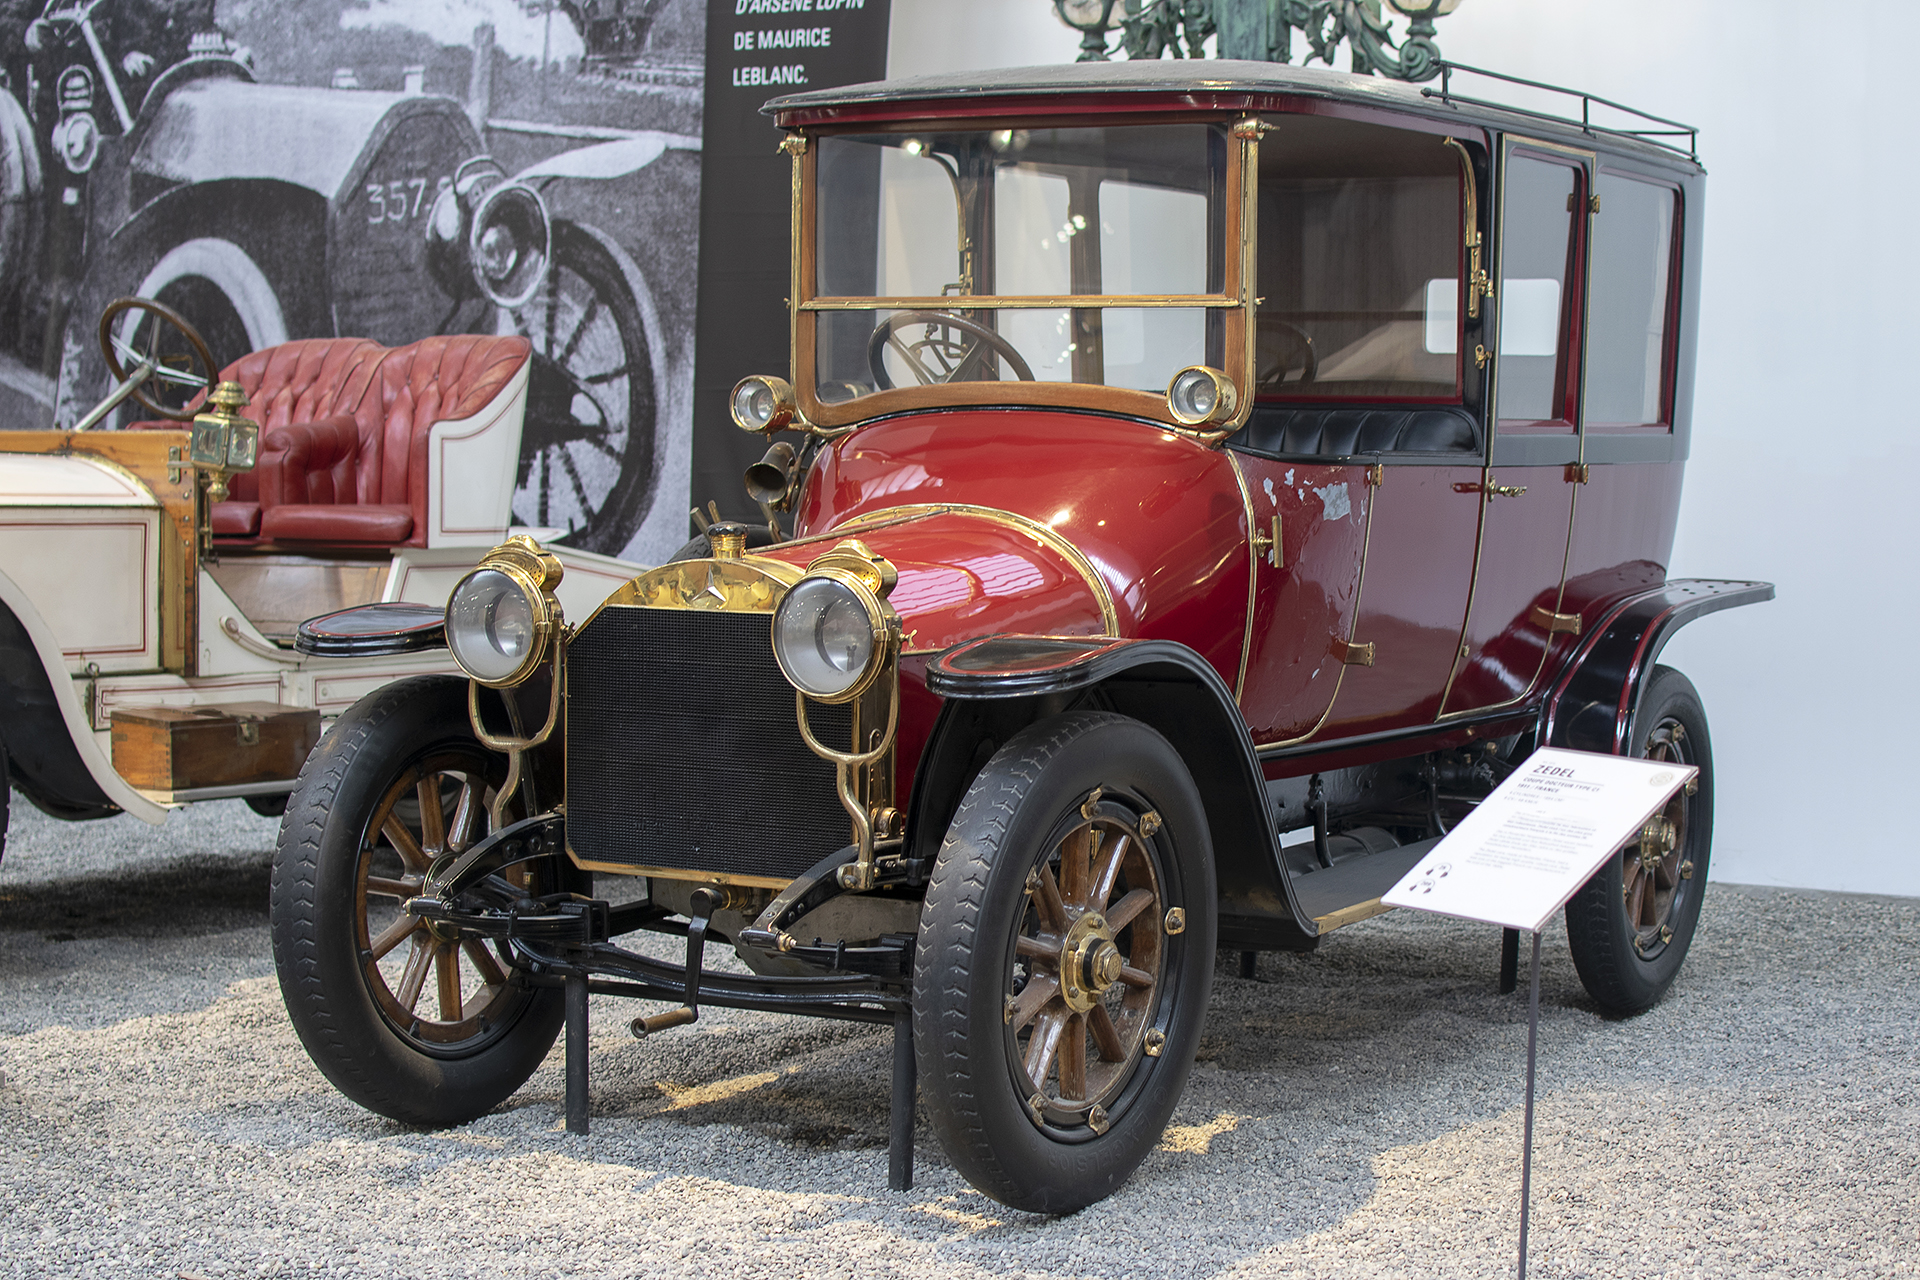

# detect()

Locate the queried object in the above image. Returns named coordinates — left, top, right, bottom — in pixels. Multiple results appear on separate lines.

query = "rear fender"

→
left=0, top=569, right=166, bottom=823
left=917, top=635, right=1316, bottom=942
left=1543, top=578, right=1774, bottom=755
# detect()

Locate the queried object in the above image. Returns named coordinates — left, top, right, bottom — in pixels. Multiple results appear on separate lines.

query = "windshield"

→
left=808, top=124, right=1230, bottom=410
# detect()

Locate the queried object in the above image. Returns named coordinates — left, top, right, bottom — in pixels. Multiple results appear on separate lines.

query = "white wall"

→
left=887, top=1, right=1918, bottom=897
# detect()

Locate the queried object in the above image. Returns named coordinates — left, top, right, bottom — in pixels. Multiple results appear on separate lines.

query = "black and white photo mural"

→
left=0, top=0, right=712, bottom=561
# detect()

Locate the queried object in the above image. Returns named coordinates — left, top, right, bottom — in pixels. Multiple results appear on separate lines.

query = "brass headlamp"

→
left=730, top=374, right=798, bottom=433
left=445, top=535, right=565, bottom=688
left=1166, top=365, right=1239, bottom=427
left=771, top=540, right=898, bottom=705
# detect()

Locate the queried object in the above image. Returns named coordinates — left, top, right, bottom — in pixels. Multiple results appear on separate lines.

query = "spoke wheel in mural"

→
left=504, top=220, right=657, bottom=557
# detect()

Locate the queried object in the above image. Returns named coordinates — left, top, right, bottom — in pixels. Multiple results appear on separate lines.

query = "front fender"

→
left=1543, top=578, right=1774, bottom=755
left=918, top=634, right=1317, bottom=945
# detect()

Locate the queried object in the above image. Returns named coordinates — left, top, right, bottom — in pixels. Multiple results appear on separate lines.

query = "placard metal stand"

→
left=1382, top=747, right=1697, bottom=1279
left=1517, top=929, right=1541, bottom=1278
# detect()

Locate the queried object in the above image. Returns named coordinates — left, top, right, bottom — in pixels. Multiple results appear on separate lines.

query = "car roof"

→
left=766, top=60, right=1701, bottom=171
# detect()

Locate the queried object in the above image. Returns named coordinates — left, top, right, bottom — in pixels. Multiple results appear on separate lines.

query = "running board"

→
left=1290, top=837, right=1438, bottom=934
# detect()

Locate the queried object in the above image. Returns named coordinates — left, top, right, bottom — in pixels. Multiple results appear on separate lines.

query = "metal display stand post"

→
left=1517, top=929, right=1542, bottom=1279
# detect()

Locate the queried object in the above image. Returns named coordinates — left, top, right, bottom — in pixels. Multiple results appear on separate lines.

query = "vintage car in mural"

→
left=270, top=61, right=1770, bottom=1213
left=0, top=298, right=637, bottom=853
left=2, top=7, right=691, bottom=555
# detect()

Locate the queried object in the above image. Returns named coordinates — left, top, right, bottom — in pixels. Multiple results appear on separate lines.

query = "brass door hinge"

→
left=1530, top=605, right=1582, bottom=635
left=1248, top=513, right=1282, bottom=567
left=1331, top=637, right=1376, bottom=667
left=1566, top=462, right=1590, bottom=484
left=779, top=134, right=807, bottom=156
left=1474, top=343, right=1489, bottom=370
left=1365, top=463, right=1385, bottom=488
left=1232, top=118, right=1273, bottom=140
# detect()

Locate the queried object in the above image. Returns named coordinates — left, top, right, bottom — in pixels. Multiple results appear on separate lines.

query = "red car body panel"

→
left=792, top=409, right=1254, bottom=676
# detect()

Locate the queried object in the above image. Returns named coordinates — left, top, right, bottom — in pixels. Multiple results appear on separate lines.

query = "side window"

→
left=1254, top=115, right=1461, bottom=400
left=1585, top=173, right=1677, bottom=426
left=1495, top=153, right=1583, bottom=428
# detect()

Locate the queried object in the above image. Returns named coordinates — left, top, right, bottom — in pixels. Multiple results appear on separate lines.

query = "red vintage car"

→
left=269, top=60, right=1770, bottom=1214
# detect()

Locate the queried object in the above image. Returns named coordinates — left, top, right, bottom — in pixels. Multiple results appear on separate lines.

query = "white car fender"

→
left=0, top=564, right=168, bottom=824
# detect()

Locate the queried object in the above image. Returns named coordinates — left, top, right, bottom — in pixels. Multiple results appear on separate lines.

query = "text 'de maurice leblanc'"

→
left=730, top=0, right=867, bottom=87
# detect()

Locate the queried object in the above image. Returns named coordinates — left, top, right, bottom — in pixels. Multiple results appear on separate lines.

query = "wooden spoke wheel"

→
left=1623, top=715, right=1694, bottom=960
left=915, top=712, right=1215, bottom=1214
left=359, top=752, right=524, bottom=1048
left=1008, top=799, right=1165, bottom=1132
left=271, top=676, right=574, bottom=1126
left=1566, top=665, right=1714, bottom=1015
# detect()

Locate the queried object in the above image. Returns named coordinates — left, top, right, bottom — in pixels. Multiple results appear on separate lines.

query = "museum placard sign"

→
left=1384, top=747, right=1698, bottom=933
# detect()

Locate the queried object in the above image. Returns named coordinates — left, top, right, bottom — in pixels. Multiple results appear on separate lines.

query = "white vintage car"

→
left=0, top=300, right=638, bottom=851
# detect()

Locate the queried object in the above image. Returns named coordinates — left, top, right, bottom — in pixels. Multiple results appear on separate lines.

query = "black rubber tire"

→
left=1564, top=665, right=1713, bottom=1015
left=270, top=675, right=566, bottom=1126
left=913, top=712, right=1216, bottom=1214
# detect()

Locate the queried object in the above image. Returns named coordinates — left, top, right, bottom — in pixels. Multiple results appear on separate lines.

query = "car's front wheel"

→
left=914, top=712, right=1215, bottom=1214
left=1564, top=664, right=1713, bottom=1015
left=270, top=676, right=571, bottom=1126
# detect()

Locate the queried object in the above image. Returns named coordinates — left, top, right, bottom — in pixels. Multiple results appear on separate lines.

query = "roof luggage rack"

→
left=1425, top=61, right=1698, bottom=160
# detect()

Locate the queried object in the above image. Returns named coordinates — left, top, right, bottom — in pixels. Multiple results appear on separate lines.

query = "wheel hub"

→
left=1637, top=815, right=1676, bottom=870
left=1059, top=911, right=1119, bottom=1013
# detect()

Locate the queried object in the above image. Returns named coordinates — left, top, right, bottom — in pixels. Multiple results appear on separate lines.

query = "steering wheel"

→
left=1257, top=316, right=1317, bottom=390
left=98, top=296, right=218, bottom=421
left=867, top=310, right=1035, bottom=390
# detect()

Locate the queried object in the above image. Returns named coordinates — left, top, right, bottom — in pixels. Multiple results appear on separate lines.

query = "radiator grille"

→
left=566, top=607, right=853, bottom=882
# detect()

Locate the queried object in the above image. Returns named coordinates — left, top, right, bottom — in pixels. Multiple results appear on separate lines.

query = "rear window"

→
left=1585, top=173, right=1677, bottom=426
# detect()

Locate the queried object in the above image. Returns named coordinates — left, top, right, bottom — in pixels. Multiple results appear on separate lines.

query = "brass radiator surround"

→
left=563, top=544, right=902, bottom=891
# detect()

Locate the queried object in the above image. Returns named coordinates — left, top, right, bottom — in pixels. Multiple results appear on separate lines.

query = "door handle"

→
left=1455, top=475, right=1528, bottom=500
left=1248, top=514, right=1281, bottom=567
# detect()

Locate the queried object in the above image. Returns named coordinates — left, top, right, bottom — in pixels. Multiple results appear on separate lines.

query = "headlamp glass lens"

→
left=733, top=379, right=775, bottom=429
left=1170, top=368, right=1219, bottom=421
left=447, top=568, right=540, bottom=683
left=774, top=576, right=877, bottom=699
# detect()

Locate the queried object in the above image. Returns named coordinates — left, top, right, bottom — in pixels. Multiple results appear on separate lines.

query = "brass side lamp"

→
left=189, top=381, right=260, bottom=504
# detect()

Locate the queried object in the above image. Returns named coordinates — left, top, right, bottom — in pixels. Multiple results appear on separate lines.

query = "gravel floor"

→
left=0, top=798, right=1915, bottom=1279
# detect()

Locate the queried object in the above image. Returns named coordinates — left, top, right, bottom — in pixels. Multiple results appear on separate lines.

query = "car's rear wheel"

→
left=1564, top=665, right=1713, bottom=1015
left=270, top=675, right=570, bottom=1125
left=914, top=712, right=1215, bottom=1214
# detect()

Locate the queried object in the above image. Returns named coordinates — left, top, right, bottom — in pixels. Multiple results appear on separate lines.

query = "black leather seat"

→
left=1237, top=405, right=1481, bottom=459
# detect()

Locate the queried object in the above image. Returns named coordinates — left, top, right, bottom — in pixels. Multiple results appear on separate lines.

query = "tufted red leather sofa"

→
left=138, top=334, right=530, bottom=546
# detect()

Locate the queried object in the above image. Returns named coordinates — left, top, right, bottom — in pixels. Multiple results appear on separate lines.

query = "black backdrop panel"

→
left=690, top=0, right=892, bottom=527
